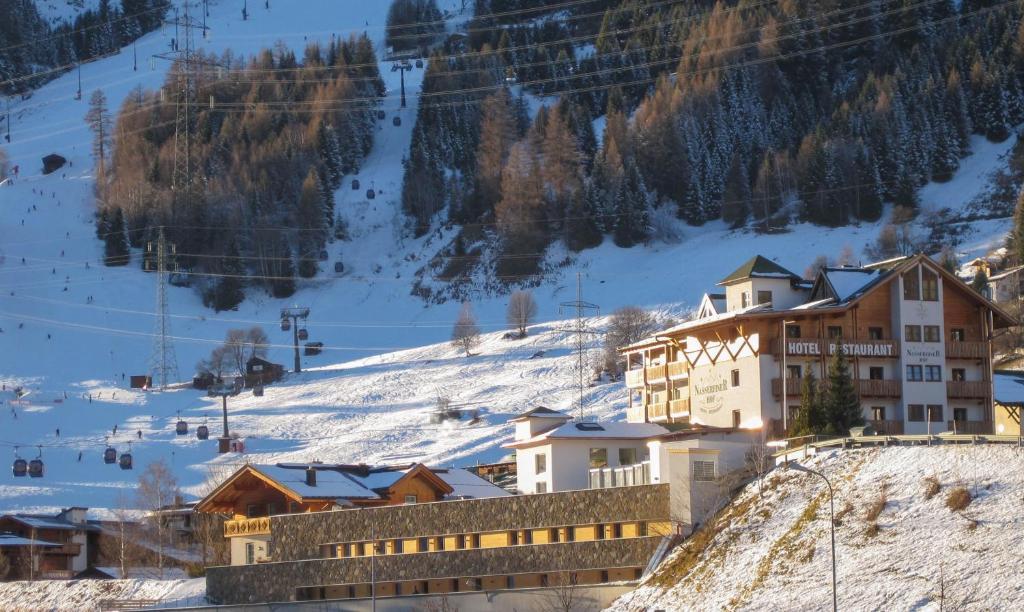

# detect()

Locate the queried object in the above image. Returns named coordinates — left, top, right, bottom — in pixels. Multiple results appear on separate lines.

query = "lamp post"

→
left=786, top=461, right=837, bottom=612
left=780, top=319, right=796, bottom=436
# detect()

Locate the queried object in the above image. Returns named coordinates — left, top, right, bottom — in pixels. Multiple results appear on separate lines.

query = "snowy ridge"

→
left=610, top=445, right=1024, bottom=611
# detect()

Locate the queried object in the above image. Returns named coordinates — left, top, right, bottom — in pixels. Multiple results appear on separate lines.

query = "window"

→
left=787, top=405, right=800, bottom=423
left=535, top=482, right=547, bottom=494
left=436, top=536, right=446, bottom=551
left=757, top=290, right=773, bottom=305
left=340, top=543, right=350, bottom=558
left=731, top=369, right=740, bottom=387
left=565, top=526, right=576, bottom=542
left=927, top=405, right=943, bottom=422
left=741, top=291, right=750, bottom=308
left=457, top=535, right=466, bottom=550
left=868, top=327, right=884, bottom=340
left=732, top=410, right=742, bottom=428
left=534, top=453, right=547, bottom=474
left=550, top=528, right=561, bottom=543
left=267, top=502, right=277, bottom=516
left=872, top=406, right=886, bottom=421
left=595, top=524, right=605, bottom=540
left=471, top=534, right=481, bottom=548
left=393, top=539, right=404, bottom=554
left=404, top=494, right=417, bottom=505
left=921, top=268, right=939, bottom=301
left=523, top=530, right=533, bottom=544
left=904, top=325, right=922, bottom=342
left=951, top=328, right=965, bottom=342
left=906, top=365, right=923, bottom=381
left=827, top=326, right=843, bottom=339
left=613, top=523, right=623, bottom=539
left=509, top=531, right=519, bottom=546
left=951, top=368, right=965, bottom=382
left=869, top=366, right=884, bottom=380
left=787, top=365, right=802, bottom=379
left=288, top=501, right=300, bottom=513
left=638, top=522, right=649, bottom=537
left=909, top=404, right=925, bottom=422
left=246, top=504, right=259, bottom=518
left=953, top=407, right=968, bottom=422
left=923, top=325, right=941, bottom=343
left=418, top=537, right=429, bottom=552
left=589, top=448, right=608, bottom=469
left=245, top=543, right=255, bottom=565
left=925, top=366, right=942, bottom=382
left=786, top=324, right=801, bottom=338
left=693, top=460, right=716, bottom=481
left=903, top=268, right=920, bottom=300
left=618, top=448, right=637, bottom=466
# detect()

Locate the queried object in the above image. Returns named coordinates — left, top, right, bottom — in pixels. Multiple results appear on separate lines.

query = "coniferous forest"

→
left=0, top=0, right=171, bottom=94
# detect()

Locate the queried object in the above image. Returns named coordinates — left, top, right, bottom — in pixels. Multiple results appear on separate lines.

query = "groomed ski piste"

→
left=0, top=0, right=1020, bottom=523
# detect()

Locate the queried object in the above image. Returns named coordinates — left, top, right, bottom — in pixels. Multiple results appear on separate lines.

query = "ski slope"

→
left=0, top=0, right=1018, bottom=516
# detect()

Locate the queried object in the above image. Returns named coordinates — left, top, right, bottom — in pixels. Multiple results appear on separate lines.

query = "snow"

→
left=437, top=468, right=512, bottom=498
left=919, top=133, right=1019, bottom=214
left=822, top=268, right=882, bottom=302
left=0, top=577, right=205, bottom=611
left=510, top=421, right=668, bottom=446
left=249, top=464, right=376, bottom=500
left=0, top=0, right=1018, bottom=530
left=993, top=371, right=1024, bottom=401
left=611, top=445, right=1024, bottom=611
left=0, top=533, right=61, bottom=547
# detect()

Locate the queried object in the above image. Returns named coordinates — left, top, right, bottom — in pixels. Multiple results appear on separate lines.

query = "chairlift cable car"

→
left=28, top=446, right=44, bottom=478
left=297, top=328, right=308, bottom=341
left=119, top=443, right=133, bottom=470
left=12, top=446, right=27, bottom=477
left=281, top=317, right=291, bottom=332
left=197, top=419, right=210, bottom=440
left=103, top=437, right=117, bottom=464
left=352, top=178, right=360, bottom=190
left=175, top=410, right=188, bottom=436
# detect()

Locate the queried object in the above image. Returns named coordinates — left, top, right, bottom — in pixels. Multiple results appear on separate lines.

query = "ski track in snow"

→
left=0, top=0, right=1017, bottom=518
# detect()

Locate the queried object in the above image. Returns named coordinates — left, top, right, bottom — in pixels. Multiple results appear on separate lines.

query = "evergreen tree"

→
left=823, top=343, right=863, bottom=435
left=209, top=240, right=245, bottom=312
left=971, top=268, right=989, bottom=295
left=1013, top=187, right=1024, bottom=265
left=612, top=159, right=649, bottom=248
left=790, top=366, right=825, bottom=437
left=104, top=207, right=130, bottom=266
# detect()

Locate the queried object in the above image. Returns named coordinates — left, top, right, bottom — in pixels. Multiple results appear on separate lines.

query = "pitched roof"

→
left=717, top=255, right=801, bottom=285
left=0, top=514, right=99, bottom=532
left=504, top=421, right=668, bottom=448
left=0, top=533, right=62, bottom=547
left=509, top=406, right=571, bottom=422
left=812, top=267, right=887, bottom=304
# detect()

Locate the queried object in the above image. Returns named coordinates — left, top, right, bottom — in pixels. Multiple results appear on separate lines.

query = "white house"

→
left=505, top=408, right=667, bottom=494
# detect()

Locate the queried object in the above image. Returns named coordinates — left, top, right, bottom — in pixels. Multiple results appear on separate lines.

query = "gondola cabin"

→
left=176, top=419, right=188, bottom=435
left=119, top=452, right=133, bottom=470
left=297, top=328, right=309, bottom=341
left=12, top=458, right=27, bottom=477
left=377, top=110, right=385, bottom=120
left=304, top=341, right=323, bottom=356
left=415, top=58, right=423, bottom=68
left=28, top=458, right=43, bottom=478
left=253, top=385, right=264, bottom=397
left=197, top=424, right=210, bottom=440
left=334, top=261, right=344, bottom=274
left=319, top=250, right=328, bottom=261
left=280, top=318, right=291, bottom=332
left=366, top=189, right=376, bottom=200
left=352, top=179, right=360, bottom=190
left=103, top=447, right=117, bottom=464
left=392, top=116, right=401, bottom=127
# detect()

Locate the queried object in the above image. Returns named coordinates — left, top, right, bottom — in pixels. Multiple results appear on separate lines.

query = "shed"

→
left=245, top=357, right=284, bottom=388
left=41, top=154, right=67, bottom=175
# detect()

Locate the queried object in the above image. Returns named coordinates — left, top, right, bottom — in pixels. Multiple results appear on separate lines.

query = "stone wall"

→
left=207, top=538, right=661, bottom=605
left=272, top=484, right=669, bottom=561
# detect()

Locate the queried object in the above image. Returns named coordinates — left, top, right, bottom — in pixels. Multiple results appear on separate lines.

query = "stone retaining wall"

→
left=207, top=537, right=661, bottom=605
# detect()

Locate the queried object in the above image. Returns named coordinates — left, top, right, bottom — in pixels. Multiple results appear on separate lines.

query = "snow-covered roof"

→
left=988, top=265, right=1024, bottom=281
left=622, top=303, right=772, bottom=351
left=0, top=533, right=62, bottom=547
left=993, top=372, right=1024, bottom=403
left=509, top=406, right=571, bottom=421
left=250, top=464, right=378, bottom=500
left=792, top=297, right=835, bottom=310
left=717, top=255, right=801, bottom=285
left=821, top=268, right=884, bottom=302
left=1, top=514, right=98, bottom=532
left=434, top=468, right=512, bottom=499
left=504, top=421, right=668, bottom=447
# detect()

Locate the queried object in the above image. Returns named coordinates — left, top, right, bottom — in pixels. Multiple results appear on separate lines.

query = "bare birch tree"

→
left=506, top=290, right=538, bottom=338
left=451, top=302, right=481, bottom=356
left=137, top=459, right=179, bottom=578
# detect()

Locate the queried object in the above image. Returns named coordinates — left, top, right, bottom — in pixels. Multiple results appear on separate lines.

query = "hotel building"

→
left=621, top=254, right=1015, bottom=436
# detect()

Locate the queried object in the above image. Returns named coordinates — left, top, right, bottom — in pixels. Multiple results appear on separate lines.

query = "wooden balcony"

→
left=645, top=364, right=667, bottom=383
left=857, top=379, right=901, bottom=398
left=947, top=420, right=993, bottom=434
left=946, top=380, right=991, bottom=399
left=771, top=337, right=899, bottom=359
left=868, top=420, right=904, bottom=435
left=625, top=369, right=644, bottom=388
left=667, top=361, right=688, bottom=379
left=669, top=398, right=690, bottom=417
left=647, top=401, right=669, bottom=422
left=223, top=517, right=271, bottom=538
left=945, top=341, right=988, bottom=360
left=771, top=377, right=804, bottom=397
left=44, top=542, right=82, bottom=557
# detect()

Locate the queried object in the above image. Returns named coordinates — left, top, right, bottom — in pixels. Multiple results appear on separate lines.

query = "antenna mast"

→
left=558, top=272, right=599, bottom=421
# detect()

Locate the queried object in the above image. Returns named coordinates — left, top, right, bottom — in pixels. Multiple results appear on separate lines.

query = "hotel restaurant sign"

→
left=786, top=340, right=896, bottom=358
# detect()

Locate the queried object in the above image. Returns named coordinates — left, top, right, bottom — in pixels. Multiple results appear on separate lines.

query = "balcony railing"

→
left=38, top=570, right=75, bottom=580
left=868, top=420, right=904, bottom=435
left=625, top=369, right=644, bottom=388
left=588, top=461, right=651, bottom=489
left=645, top=364, right=667, bottom=383
left=858, top=379, right=902, bottom=397
left=44, top=542, right=82, bottom=556
left=771, top=338, right=899, bottom=359
left=669, top=398, right=690, bottom=418
left=667, top=361, right=688, bottom=379
left=946, top=380, right=991, bottom=399
left=647, top=401, right=669, bottom=422
left=946, top=341, right=988, bottom=360
left=947, top=420, right=993, bottom=435
left=771, top=377, right=804, bottom=397
left=223, top=517, right=271, bottom=538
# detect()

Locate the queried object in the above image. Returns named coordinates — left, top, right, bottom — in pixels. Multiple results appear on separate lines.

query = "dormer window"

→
left=756, top=290, right=772, bottom=305
left=902, top=268, right=920, bottom=300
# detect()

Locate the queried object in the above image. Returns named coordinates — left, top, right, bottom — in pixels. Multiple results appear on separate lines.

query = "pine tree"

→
left=1013, top=187, right=1024, bottom=265
left=85, top=89, right=112, bottom=174
left=791, top=367, right=825, bottom=437
left=823, top=343, right=862, bottom=435
left=210, top=240, right=244, bottom=312
left=104, top=207, right=129, bottom=266
left=612, top=159, right=649, bottom=248
left=296, top=169, right=324, bottom=279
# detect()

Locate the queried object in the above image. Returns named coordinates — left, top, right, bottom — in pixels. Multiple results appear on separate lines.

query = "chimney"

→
left=305, top=467, right=316, bottom=487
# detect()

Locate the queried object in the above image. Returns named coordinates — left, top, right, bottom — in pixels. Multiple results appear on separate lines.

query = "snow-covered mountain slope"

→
left=0, top=1, right=1019, bottom=516
left=0, top=575, right=204, bottom=610
left=611, top=445, right=1024, bottom=612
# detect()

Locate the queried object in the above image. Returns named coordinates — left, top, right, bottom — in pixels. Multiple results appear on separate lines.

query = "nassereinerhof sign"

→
left=693, top=378, right=728, bottom=415
left=787, top=340, right=895, bottom=358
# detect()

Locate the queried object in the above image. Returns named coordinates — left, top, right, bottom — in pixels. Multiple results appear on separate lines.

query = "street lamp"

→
left=785, top=461, right=837, bottom=612
left=780, top=320, right=796, bottom=435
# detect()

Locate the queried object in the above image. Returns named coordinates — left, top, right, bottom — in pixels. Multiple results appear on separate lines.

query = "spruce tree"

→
left=211, top=240, right=244, bottom=312
left=823, top=343, right=862, bottom=435
left=791, top=367, right=825, bottom=437
left=1013, top=187, right=1024, bottom=265
left=104, top=207, right=129, bottom=266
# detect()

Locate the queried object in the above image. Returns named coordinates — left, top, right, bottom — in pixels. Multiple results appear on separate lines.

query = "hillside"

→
left=0, top=0, right=1021, bottom=518
left=611, top=445, right=1024, bottom=611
